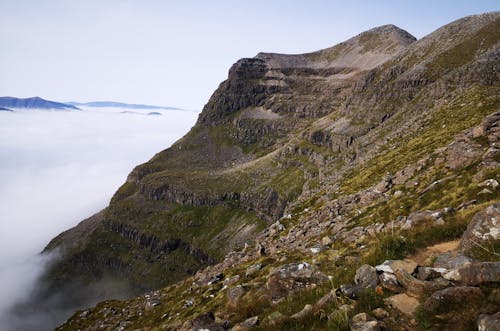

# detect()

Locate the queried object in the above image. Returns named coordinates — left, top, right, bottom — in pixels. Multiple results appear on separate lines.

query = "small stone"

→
left=245, top=264, right=262, bottom=277
left=393, top=190, right=403, bottom=197
left=479, top=188, right=493, bottom=195
left=227, top=286, right=246, bottom=308
left=372, top=308, right=389, bottom=319
left=472, top=125, right=485, bottom=138
left=310, top=245, right=322, bottom=254
left=223, top=275, right=240, bottom=287
left=339, top=284, right=363, bottom=299
left=352, top=312, right=375, bottom=323
left=241, top=316, right=259, bottom=327
left=322, top=236, right=333, bottom=246
left=477, top=312, right=500, bottom=331
left=478, top=179, right=499, bottom=189
left=351, top=313, right=381, bottom=331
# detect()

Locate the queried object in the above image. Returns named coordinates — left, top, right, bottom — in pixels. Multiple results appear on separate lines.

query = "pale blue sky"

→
left=1, top=1, right=498, bottom=109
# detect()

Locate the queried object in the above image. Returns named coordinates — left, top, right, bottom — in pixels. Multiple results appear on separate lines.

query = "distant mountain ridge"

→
left=0, top=96, right=79, bottom=110
left=69, top=101, right=182, bottom=110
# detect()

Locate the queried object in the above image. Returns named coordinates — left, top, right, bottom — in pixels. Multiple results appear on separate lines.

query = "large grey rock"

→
left=477, top=312, right=500, bottom=331
left=443, top=262, right=500, bottom=285
left=266, top=262, right=329, bottom=300
left=339, top=284, right=363, bottom=299
left=375, top=259, right=417, bottom=274
left=423, top=286, right=484, bottom=313
left=433, top=252, right=476, bottom=269
left=379, top=272, right=404, bottom=293
left=354, top=264, right=378, bottom=289
left=460, top=203, right=500, bottom=257
left=415, top=266, right=447, bottom=281
left=394, top=269, right=451, bottom=297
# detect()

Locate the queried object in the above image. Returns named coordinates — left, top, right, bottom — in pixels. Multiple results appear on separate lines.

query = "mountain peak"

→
left=0, top=96, right=79, bottom=110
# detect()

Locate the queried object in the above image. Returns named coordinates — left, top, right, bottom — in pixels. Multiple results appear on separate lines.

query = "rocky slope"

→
left=43, top=12, right=499, bottom=330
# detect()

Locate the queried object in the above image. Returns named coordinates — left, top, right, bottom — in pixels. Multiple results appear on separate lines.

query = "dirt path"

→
left=410, top=239, right=460, bottom=265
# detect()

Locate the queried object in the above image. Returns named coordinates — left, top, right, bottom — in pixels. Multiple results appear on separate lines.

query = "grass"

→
left=341, top=85, right=499, bottom=194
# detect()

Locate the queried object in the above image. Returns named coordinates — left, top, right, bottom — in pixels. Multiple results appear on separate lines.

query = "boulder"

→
left=384, top=293, right=420, bottom=316
left=460, top=203, right=500, bottom=257
left=266, top=263, right=329, bottom=300
left=443, top=262, right=500, bottom=285
left=375, top=259, right=418, bottom=274
left=414, top=266, right=447, bottom=281
left=423, top=286, right=483, bottom=313
left=477, top=312, right=500, bottom=331
left=444, top=140, right=483, bottom=170
left=379, top=272, right=404, bottom=293
left=394, top=269, right=451, bottom=297
left=354, top=265, right=378, bottom=289
left=339, top=284, right=363, bottom=299
left=433, top=252, right=475, bottom=269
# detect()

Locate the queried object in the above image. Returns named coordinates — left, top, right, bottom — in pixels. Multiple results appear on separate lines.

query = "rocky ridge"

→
left=43, top=12, right=500, bottom=330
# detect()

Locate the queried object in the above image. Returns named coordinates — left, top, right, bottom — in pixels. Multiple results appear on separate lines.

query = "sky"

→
left=0, top=0, right=499, bottom=109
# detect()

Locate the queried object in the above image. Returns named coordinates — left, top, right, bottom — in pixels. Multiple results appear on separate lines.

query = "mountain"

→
left=69, top=101, right=182, bottom=110
left=39, top=13, right=499, bottom=330
left=0, top=96, right=79, bottom=110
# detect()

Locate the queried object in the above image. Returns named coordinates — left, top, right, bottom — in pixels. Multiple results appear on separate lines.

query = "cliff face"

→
left=44, top=12, right=500, bottom=330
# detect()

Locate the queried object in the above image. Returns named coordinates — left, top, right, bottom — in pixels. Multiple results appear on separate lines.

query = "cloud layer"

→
left=0, top=107, right=198, bottom=330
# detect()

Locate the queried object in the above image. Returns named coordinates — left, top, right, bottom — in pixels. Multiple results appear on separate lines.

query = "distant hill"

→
left=0, top=96, right=79, bottom=110
left=0, top=107, right=13, bottom=112
left=69, top=101, right=181, bottom=110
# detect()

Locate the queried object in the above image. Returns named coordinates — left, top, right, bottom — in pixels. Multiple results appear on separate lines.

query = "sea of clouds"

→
left=0, top=106, right=198, bottom=330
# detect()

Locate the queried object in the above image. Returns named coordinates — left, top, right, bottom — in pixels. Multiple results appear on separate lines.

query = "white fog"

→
left=0, top=107, right=198, bottom=330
